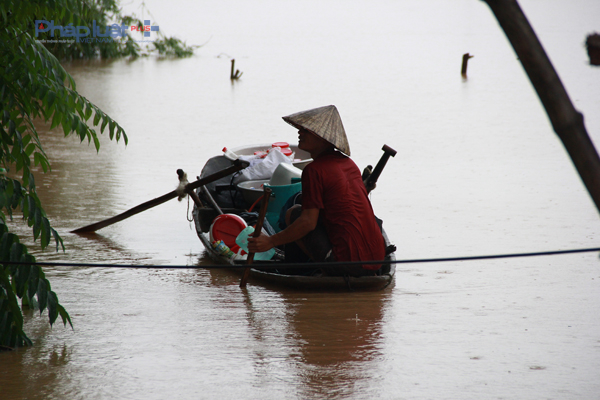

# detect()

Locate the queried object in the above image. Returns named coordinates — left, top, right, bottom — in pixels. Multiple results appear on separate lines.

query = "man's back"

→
left=301, top=151, right=385, bottom=268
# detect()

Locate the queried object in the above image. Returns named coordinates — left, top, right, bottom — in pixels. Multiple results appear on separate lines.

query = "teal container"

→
left=264, top=182, right=302, bottom=232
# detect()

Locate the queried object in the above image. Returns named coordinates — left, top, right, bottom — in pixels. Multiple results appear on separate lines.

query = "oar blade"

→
left=71, top=160, right=249, bottom=234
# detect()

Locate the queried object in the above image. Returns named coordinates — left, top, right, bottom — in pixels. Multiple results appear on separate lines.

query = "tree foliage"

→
left=0, top=219, right=72, bottom=348
left=1, top=0, right=195, bottom=349
left=0, top=0, right=128, bottom=349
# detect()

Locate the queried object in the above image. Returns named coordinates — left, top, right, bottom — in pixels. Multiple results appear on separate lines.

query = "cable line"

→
left=1, top=247, right=599, bottom=270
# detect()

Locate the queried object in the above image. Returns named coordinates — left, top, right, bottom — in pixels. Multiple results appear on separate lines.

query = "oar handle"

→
left=184, top=159, right=249, bottom=192
left=240, top=186, right=272, bottom=288
left=364, top=144, right=397, bottom=194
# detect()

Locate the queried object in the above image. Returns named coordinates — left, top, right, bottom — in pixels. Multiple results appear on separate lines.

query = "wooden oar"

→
left=72, top=160, right=249, bottom=234
left=240, top=186, right=271, bottom=288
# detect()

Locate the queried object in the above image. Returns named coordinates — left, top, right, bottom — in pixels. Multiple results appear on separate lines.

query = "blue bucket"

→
left=264, top=182, right=301, bottom=232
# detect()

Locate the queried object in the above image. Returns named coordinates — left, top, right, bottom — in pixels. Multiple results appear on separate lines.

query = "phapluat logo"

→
left=131, top=20, right=160, bottom=37
left=35, top=20, right=160, bottom=42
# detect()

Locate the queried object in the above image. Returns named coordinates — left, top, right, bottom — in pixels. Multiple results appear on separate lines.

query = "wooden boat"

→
left=191, top=144, right=396, bottom=291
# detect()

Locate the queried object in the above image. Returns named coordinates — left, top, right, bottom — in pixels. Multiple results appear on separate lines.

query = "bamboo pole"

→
left=483, top=0, right=600, bottom=214
left=240, top=187, right=271, bottom=288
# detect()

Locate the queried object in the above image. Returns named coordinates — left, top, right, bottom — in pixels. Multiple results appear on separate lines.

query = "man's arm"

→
left=247, top=208, right=319, bottom=253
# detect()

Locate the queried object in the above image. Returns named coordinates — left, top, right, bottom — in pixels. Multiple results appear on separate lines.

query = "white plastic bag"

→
left=233, top=148, right=292, bottom=184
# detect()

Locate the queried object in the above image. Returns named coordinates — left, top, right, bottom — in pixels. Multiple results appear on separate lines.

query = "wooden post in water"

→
left=483, top=0, right=600, bottom=214
left=586, top=33, right=600, bottom=66
left=461, top=53, right=474, bottom=77
left=230, top=59, right=243, bottom=80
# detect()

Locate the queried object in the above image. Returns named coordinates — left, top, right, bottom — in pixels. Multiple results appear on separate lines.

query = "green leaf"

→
left=0, top=269, right=28, bottom=343
left=93, top=109, right=101, bottom=126
left=21, top=134, right=31, bottom=147
left=33, top=152, right=42, bottom=169
left=52, top=229, right=64, bottom=252
left=27, top=195, right=35, bottom=218
left=47, top=291, right=58, bottom=326
left=61, top=115, right=70, bottom=136
left=27, top=264, right=40, bottom=302
left=33, top=208, right=42, bottom=240
left=57, top=304, right=73, bottom=329
left=15, top=154, right=23, bottom=172
left=10, top=242, right=25, bottom=262
left=50, top=110, right=62, bottom=130
left=33, top=152, right=49, bottom=173
left=100, top=116, right=108, bottom=133
left=46, top=91, right=56, bottom=108
left=92, top=132, right=100, bottom=152
left=41, top=217, right=50, bottom=249
left=0, top=232, right=16, bottom=261
left=84, top=103, right=93, bottom=121
left=71, top=114, right=80, bottom=133
left=27, top=173, right=36, bottom=191
left=37, top=279, right=48, bottom=313
left=24, top=143, right=36, bottom=156
left=14, top=264, right=32, bottom=298
left=109, top=120, right=115, bottom=140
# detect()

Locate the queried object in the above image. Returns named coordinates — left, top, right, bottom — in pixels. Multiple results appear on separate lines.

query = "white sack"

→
left=233, top=148, right=292, bottom=184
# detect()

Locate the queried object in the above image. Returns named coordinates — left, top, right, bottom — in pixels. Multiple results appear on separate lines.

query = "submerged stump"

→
left=461, top=53, right=474, bottom=77
left=586, top=33, right=600, bottom=66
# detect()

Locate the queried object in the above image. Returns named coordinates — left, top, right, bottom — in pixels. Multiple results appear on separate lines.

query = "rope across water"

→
left=2, top=247, right=599, bottom=270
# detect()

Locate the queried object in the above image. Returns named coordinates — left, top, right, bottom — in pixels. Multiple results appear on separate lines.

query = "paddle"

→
left=239, top=186, right=272, bottom=288
left=364, top=144, right=397, bottom=194
left=71, top=159, right=249, bottom=234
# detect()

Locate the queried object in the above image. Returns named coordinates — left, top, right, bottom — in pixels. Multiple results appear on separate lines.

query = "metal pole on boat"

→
left=200, top=186, right=224, bottom=215
left=483, top=0, right=600, bottom=214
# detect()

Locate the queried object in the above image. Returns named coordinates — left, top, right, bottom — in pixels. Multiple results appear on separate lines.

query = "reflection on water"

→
left=284, top=293, right=389, bottom=399
left=2, top=0, right=600, bottom=398
left=204, top=268, right=393, bottom=398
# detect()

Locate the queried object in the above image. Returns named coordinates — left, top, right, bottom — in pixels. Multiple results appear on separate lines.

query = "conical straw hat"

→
left=282, top=105, right=351, bottom=156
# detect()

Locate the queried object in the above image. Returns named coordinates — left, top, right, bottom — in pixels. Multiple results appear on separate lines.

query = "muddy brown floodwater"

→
left=1, top=0, right=600, bottom=399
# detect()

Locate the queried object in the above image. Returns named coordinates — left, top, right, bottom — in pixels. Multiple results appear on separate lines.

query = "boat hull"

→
left=195, top=218, right=395, bottom=291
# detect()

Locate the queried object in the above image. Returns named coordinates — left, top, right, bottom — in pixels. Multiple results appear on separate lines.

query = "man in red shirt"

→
left=248, top=105, right=385, bottom=276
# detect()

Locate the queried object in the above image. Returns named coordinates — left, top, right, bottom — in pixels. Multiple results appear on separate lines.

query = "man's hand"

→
left=246, top=208, right=319, bottom=253
left=248, top=234, right=275, bottom=253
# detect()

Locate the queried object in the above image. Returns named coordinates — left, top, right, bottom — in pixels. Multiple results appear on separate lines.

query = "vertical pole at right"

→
left=483, top=0, right=600, bottom=215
